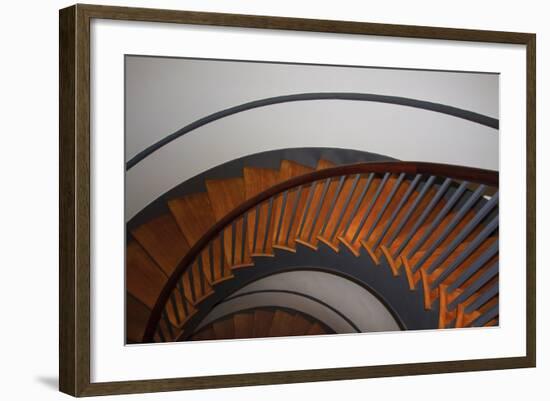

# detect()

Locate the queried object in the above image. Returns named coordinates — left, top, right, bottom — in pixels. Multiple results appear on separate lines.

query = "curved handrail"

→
left=142, top=161, right=498, bottom=341
left=127, top=92, right=499, bottom=170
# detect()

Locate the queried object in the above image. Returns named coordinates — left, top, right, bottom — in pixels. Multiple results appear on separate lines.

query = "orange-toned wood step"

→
left=386, top=184, right=446, bottom=257
left=272, top=160, right=314, bottom=252
left=315, top=159, right=335, bottom=170
left=126, top=293, right=152, bottom=344
left=447, top=273, right=498, bottom=317
left=190, top=326, right=215, bottom=341
left=243, top=167, right=280, bottom=257
left=359, top=178, right=412, bottom=260
left=168, top=193, right=232, bottom=283
left=430, top=237, right=497, bottom=288
left=168, top=192, right=216, bottom=246
left=305, top=322, right=326, bottom=336
left=212, top=317, right=235, bottom=340
left=233, top=311, right=255, bottom=339
left=205, top=177, right=250, bottom=269
left=197, top=236, right=234, bottom=285
left=288, top=313, right=313, bottom=336
left=180, top=260, right=214, bottom=305
left=268, top=310, right=295, bottom=337
left=252, top=309, right=274, bottom=338
left=317, top=174, right=370, bottom=252
left=126, top=239, right=167, bottom=310
left=131, top=213, right=190, bottom=276
left=347, top=174, right=403, bottom=253
left=336, top=175, right=387, bottom=256
left=419, top=238, right=497, bottom=311
left=295, top=159, right=336, bottom=250
left=127, top=239, right=191, bottom=328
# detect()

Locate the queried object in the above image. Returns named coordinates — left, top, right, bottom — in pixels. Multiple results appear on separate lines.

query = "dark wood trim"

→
left=59, top=5, right=76, bottom=395
left=143, top=161, right=498, bottom=342
left=525, top=34, right=536, bottom=368
left=59, top=3, right=536, bottom=396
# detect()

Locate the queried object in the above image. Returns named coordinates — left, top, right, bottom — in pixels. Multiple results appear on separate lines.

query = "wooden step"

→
left=131, top=213, right=190, bottom=276
left=305, top=322, right=326, bottom=336
left=268, top=310, right=295, bottom=337
left=272, top=160, right=314, bottom=252
left=387, top=183, right=447, bottom=257
left=252, top=309, right=274, bottom=338
left=420, top=237, right=497, bottom=310
left=180, top=261, right=213, bottom=305
left=126, top=293, right=181, bottom=343
left=233, top=311, right=255, bottom=339
left=317, top=174, right=370, bottom=252
left=126, top=239, right=167, bottom=310
left=295, top=160, right=337, bottom=250
left=126, top=239, right=191, bottom=328
left=168, top=192, right=216, bottom=246
left=206, top=177, right=250, bottom=269
left=315, top=159, right=335, bottom=170
left=288, top=313, right=313, bottom=336
left=190, top=326, right=215, bottom=341
left=243, top=167, right=280, bottom=257
left=359, top=178, right=412, bottom=261
left=336, top=174, right=387, bottom=256
left=126, top=292, right=152, bottom=344
left=212, top=316, right=235, bottom=340
left=168, top=193, right=233, bottom=283
left=132, top=215, right=212, bottom=305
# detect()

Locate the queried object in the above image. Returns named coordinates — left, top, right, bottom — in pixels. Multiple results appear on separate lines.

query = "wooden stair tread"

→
left=126, top=293, right=152, bottom=344
left=131, top=213, right=190, bottom=276
left=206, top=177, right=246, bottom=220
left=268, top=310, right=295, bottom=337
left=212, top=317, right=235, bottom=340
left=168, top=193, right=216, bottom=247
left=233, top=311, right=255, bottom=338
left=273, top=160, right=315, bottom=251
left=278, top=159, right=314, bottom=181
left=315, top=159, right=335, bottom=170
left=206, top=177, right=248, bottom=270
left=252, top=309, right=274, bottom=338
left=336, top=175, right=384, bottom=255
left=305, top=322, right=326, bottom=336
left=288, top=313, right=313, bottom=336
left=244, top=167, right=281, bottom=256
left=190, top=326, right=215, bottom=341
left=126, top=239, right=167, bottom=310
left=317, top=174, right=370, bottom=251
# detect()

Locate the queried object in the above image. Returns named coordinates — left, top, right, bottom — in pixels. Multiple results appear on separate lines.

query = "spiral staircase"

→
left=126, top=158, right=499, bottom=344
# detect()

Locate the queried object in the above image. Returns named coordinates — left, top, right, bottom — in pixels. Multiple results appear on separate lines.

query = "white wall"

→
left=124, top=55, right=498, bottom=219
left=0, top=1, right=546, bottom=400
left=125, top=56, right=498, bottom=160
left=197, top=271, right=401, bottom=333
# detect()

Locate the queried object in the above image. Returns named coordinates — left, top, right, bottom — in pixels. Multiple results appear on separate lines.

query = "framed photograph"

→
left=59, top=4, right=536, bottom=397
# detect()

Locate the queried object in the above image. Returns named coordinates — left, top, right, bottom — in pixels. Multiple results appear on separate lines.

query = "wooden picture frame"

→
left=59, top=3, right=536, bottom=396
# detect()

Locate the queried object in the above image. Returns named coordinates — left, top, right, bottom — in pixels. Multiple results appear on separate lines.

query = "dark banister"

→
left=142, top=161, right=498, bottom=341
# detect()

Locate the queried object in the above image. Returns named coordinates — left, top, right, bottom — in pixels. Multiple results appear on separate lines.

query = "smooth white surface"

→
left=91, top=15, right=525, bottom=383
left=0, top=1, right=546, bottom=400
left=125, top=101, right=498, bottom=219
left=125, top=55, right=498, bottom=159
